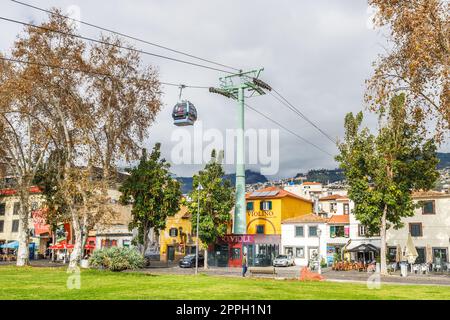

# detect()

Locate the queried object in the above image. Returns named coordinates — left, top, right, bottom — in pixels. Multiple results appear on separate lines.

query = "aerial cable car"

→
left=172, top=84, right=198, bottom=126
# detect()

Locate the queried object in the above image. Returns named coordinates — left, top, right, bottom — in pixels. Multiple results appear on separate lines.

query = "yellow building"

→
left=159, top=205, right=198, bottom=262
left=246, top=186, right=313, bottom=235
left=207, top=186, right=313, bottom=268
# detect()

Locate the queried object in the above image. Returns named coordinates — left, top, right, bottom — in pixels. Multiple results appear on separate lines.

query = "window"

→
left=295, top=247, right=305, bottom=258
left=0, top=220, right=4, bottom=233
left=343, top=203, right=350, bottom=215
left=308, top=226, right=318, bottom=237
left=122, top=240, right=130, bottom=247
left=169, top=228, right=178, bottom=237
left=387, top=247, right=397, bottom=262
left=416, top=247, right=425, bottom=264
left=0, top=203, right=5, bottom=216
left=295, top=226, right=304, bottom=237
left=11, top=220, right=19, bottom=232
left=284, top=246, right=293, bottom=257
left=433, top=248, right=448, bottom=263
left=409, top=223, right=423, bottom=237
left=330, top=225, right=345, bottom=238
left=358, top=225, right=367, bottom=237
left=330, top=202, right=337, bottom=213
left=101, top=239, right=117, bottom=248
left=256, top=225, right=265, bottom=234
left=422, top=201, right=435, bottom=215
left=13, top=202, right=20, bottom=215
left=246, top=202, right=254, bottom=211
left=260, top=201, right=272, bottom=211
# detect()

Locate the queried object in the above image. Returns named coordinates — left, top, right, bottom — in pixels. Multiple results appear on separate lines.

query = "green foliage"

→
left=119, top=143, right=181, bottom=251
left=185, top=150, right=234, bottom=247
left=89, top=247, right=144, bottom=271
left=336, top=94, right=439, bottom=234
left=33, top=149, right=70, bottom=228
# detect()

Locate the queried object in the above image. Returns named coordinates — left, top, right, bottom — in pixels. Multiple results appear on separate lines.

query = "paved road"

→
left=140, top=264, right=450, bottom=286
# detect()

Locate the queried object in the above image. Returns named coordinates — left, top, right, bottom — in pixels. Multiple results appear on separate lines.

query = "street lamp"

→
left=195, top=183, right=203, bottom=275
left=317, top=228, right=322, bottom=275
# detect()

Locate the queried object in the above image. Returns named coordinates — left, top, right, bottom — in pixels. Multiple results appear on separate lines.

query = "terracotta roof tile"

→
left=328, top=215, right=349, bottom=224
left=246, top=187, right=313, bottom=203
left=282, top=214, right=328, bottom=224
left=302, top=182, right=322, bottom=186
left=319, top=194, right=347, bottom=201
left=412, top=190, right=450, bottom=199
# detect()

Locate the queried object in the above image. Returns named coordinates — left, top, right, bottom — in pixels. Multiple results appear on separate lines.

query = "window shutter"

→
left=260, top=202, right=263, bottom=210
left=269, top=201, right=272, bottom=210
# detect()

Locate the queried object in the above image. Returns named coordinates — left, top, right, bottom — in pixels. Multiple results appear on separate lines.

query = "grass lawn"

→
left=0, top=266, right=449, bottom=300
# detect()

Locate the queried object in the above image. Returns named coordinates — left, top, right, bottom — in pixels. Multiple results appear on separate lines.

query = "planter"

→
left=80, top=259, right=90, bottom=269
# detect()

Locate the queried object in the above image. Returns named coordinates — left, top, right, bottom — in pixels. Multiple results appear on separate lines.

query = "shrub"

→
left=89, top=247, right=144, bottom=272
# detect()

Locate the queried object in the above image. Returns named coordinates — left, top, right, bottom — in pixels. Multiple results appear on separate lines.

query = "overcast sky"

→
left=1, top=0, right=448, bottom=179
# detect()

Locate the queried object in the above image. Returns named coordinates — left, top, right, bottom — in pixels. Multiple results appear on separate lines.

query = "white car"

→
left=273, top=255, right=295, bottom=267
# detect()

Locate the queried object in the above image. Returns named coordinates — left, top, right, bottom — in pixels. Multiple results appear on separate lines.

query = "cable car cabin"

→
left=172, top=101, right=197, bottom=126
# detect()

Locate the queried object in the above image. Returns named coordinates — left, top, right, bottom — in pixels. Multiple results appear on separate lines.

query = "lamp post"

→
left=317, top=228, right=322, bottom=275
left=195, top=183, right=203, bottom=275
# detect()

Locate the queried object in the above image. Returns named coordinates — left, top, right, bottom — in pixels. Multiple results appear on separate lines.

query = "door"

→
left=229, top=243, right=242, bottom=268
left=167, top=246, right=175, bottom=262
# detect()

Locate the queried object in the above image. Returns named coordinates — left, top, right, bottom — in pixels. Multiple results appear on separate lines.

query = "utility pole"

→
left=195, top=183, right=203, bottom=275
left=210, top=69, right=271, bottom=234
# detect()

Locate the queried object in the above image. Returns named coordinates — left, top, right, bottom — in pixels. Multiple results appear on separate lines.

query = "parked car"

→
left=179, top=254, right=204, bottom=268
left=254, top=254, right=272, bottom=267
left=273, top=255, right=295, bottom=267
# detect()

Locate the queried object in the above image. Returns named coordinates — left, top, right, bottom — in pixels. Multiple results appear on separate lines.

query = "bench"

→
left=248, top=266, right=277, bottom=277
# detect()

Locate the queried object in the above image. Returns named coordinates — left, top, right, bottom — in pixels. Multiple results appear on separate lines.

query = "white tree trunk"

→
left=16, top=213, right=30, bottom=266
left=16, top=190, right=30, bottom=266
left=68, top=215, right=82, bottom=270
left=380, top=205, right=388, bottom=275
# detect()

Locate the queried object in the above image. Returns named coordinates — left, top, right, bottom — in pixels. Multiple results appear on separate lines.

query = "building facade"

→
left=386, top=191, right=450, bottom=264
left=159, top=205, right=198, bottom=262
left=208, top=186, right=313, bottom=267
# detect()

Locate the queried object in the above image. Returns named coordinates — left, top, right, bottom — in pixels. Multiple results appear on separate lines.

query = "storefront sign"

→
left=247, top=211, right=275, bottom=217
left=221, top=235, right=254, bottom=243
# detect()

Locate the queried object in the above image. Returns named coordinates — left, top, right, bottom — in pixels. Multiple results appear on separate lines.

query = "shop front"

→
left=208, top=234, right=281, bottom=267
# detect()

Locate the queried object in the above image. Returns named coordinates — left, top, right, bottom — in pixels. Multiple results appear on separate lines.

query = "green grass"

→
left=0, top=266, right=449, bottom=300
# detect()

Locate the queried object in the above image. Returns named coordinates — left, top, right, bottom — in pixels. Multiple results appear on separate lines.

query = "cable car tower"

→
left=210, top=68, right=272, bottom=234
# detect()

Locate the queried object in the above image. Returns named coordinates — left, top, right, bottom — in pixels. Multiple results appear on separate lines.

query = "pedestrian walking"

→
left=242, top=253, right=248, bottom=277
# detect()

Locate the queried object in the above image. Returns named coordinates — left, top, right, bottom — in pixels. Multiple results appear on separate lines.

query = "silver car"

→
left=273, top=255, right=295, bottom=267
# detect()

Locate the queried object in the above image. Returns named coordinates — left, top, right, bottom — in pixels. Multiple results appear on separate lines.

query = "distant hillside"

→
left=295, top=168, right=345, bottom=184
left=291, top=153, right=449, bottom=185
left=437, top=153, right=450, bottom=169
left=176, top=170, right=268, bottom=194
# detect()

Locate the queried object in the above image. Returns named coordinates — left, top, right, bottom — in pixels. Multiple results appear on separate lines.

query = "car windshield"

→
left=276, top=255, right=288, bottom=259
left=184, top=255, right=195, bottom=259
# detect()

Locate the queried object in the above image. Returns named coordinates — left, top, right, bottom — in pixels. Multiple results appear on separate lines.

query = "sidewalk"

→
left=138, top=265, right=450, bottom=286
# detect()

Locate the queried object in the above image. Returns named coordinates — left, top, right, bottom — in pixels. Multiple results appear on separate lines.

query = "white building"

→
left=386, top=191, right=450, bottom=265
left=281, top=214, right=328, bottom=266
left=284, top=182, right=323, bottom=200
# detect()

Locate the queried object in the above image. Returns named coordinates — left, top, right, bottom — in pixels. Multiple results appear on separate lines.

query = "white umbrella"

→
left=404, top=233, right=418, bottom=273
left=396, top=244, right=402, bottom=263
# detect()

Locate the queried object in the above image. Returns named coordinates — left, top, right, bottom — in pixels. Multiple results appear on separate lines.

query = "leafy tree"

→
left=366, top=0, right=449, bottom=139
left=120, top=143, right=181, bottom=257
left=336, top=94, right=439, bottom=275
left=185, top=150, right=234, bottom=268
